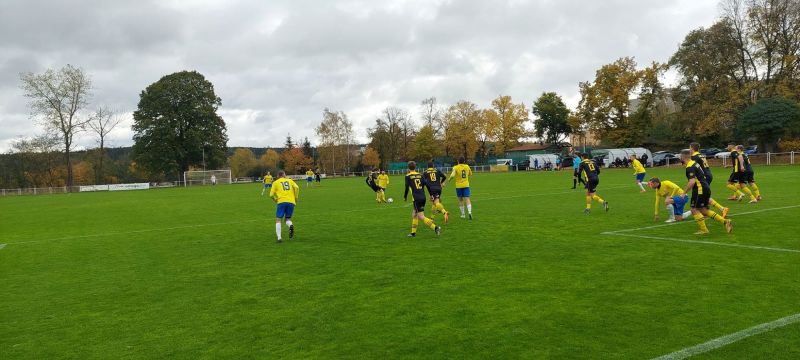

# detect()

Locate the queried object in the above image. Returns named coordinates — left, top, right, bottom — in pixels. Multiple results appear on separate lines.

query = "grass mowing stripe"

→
left=0, top=243, right=5, bottom=250
left=4, top=185, right=628, bottom=246
left=605, top=232, right=800, bottom=254
left=651, top=312, right=800, bottom=360
left=606, top=204, right=800, bottom=234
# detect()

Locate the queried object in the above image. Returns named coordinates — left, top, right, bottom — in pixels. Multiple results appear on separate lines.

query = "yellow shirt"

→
left=632, top=159, right=646, bottom=174
left=377, top=174, right=389, bottom=188
left=654, top=180, right=684, bottom=215
left=450, top=164, right=472, bottom=188
left=270, top=178, right=299, bottom=204
left=306, top=170, right=314, bottom=178
left=263, top=175, right=273, bottom=184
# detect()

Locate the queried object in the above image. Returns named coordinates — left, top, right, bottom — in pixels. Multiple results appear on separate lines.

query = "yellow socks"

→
left=585, top=196, right=592, bottom=209
left=592, top=194, right=604, bottom=203
left=709, top=199, right=725, bottom=212
left=411, top=218, right=418, bottom=234
left=436, top=202, right=447, bottom=215
left=740, top=186, right=755, bottom=200
left=707, top=210, right=726, bottom=224
left=422, top=217, right=437, bottom=230
left=693, top=213, right=709, bottom=233
left=750, top=183, right=761, bottom=197
left=726, top=184, right=743, bottom=197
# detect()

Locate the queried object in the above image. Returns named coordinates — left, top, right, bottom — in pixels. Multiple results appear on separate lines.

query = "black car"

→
left=652, top=152, right=678, bottom=166
left=700, top=148, right=722, bottom=156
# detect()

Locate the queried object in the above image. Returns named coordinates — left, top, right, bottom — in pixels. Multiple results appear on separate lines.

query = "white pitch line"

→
left=605, top=232, right=800, bottom=254
left=5, top=186, right=609, bottom=246
left=651, top=312, right=800, bottom=360
left=608, top=204, right=800, bottom=234
left=0, top=243, right=6, bottom=250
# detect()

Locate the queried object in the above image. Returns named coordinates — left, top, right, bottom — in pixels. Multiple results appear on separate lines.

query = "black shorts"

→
left=585, top=178, right=599, bottom=193
left=429, top=190, right=441, bottom=201
left=728, top=172, right=741, bottom=183
left=705, top=174, right=713, bottom=185
left=690, top=190, right=710, bottom=209
left=412, top=198, right=426, bottom=213
left=371, top=185, right=383, bottom=192
left=742, top=171, right=754, bottom=183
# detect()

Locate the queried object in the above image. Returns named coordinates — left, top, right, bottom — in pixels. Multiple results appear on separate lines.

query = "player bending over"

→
left=578, top=153, right=608, bottom=214
left=648, top=177, right=692, bottom=223
left=404, top=161, right=442, bottom=238
left=689, top=142, right=730, bottom=217
left=270, top=171, right=300, bottom=243
left=679, top=150, right=732, bottom=235
left=424, top=161, right=449, bottom=224
left=631, top=154, right=647, bottom=193
left=261, top=171, right=273, bottom=196
left=449, top=157, right=473, bottom=220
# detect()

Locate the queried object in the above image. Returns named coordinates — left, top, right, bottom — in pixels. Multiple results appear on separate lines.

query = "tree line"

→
left=4, top=0, right=800, bottom=189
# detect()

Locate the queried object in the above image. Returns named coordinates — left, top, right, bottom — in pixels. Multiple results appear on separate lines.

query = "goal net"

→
left=183, top=170, right=232, bottom=186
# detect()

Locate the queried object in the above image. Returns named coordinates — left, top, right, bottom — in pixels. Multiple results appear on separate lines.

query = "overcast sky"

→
left=0, top=0, right=720, bottom=152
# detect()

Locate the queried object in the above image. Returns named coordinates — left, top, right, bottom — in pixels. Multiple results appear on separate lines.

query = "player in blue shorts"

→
left=270, top=171, right=300, bottom=243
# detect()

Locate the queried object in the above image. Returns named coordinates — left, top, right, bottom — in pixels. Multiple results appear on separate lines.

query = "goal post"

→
left=183, top=170, right=232, bottom=187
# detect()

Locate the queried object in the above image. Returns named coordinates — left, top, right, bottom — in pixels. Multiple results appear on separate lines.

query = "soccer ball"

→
left=387, top=198, right=394, bottom=203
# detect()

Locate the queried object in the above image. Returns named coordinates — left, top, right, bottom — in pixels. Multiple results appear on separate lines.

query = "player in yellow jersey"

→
left=269, top=171, right=300, bottom=243
left=404, top=161, right=441, bottom=237
left=448, top=157, right=473, bottom=220
left=631, top=154, right=647, bottom=193
left=679, top=150, right=732, bottom=235
left=648, top=177, right=691, bottom=223
left=305, top=169, right=314, bottom=188
left=261, top=171, right=274, bottom=196
left=377, top=170, right=390, bottom=203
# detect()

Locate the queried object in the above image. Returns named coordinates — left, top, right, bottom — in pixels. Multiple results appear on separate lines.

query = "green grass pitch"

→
left=1, top=166, right=799, bottom=359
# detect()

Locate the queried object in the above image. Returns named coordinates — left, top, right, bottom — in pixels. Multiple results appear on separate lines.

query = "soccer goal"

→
left=183, top=170, right=232, bottom=187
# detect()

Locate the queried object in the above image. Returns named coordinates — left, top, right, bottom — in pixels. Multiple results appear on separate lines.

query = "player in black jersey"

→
left=423, top=161, right=449, bottom=224
left=578, top=153, right=608, bottom=214
left=689, top=142, right=729, bottom=217
left=737, top=145, right=761, bottom=202
left=679, top=150, right=732, bottom=235
left=404, top=161, right=442, bottom=237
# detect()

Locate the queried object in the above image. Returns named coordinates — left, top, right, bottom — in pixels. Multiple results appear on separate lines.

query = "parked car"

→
left=653, top=152, right=678, bottom=166
left=700, top=148, right=723, bottom=156
left=715, top=151, right=732, bottom=159
left=745, top=145, right=758, bottom=154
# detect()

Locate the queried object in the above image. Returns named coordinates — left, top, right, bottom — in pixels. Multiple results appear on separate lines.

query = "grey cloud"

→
left=0, top=0, right=718, bottom=151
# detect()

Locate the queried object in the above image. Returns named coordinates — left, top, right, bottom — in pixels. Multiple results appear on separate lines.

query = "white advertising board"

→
left=108, top=183, right=150, bottom=191
left=79, top=185, right=110, bottom=192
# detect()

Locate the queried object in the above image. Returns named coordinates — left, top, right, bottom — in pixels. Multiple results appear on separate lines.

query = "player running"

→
left=404, top=161, right=442, bottom=238
left=737, top=145, right=761, bottom=203
left=305, top=169, right=314, bottom=188
left=631, top=154, right=647, bottom=193
left=679, top=150, right=732, bottom=235
left=689, top=142, right=730, bottom=218
left=648, top=177, right=692, bottom=223
left=269, top=170, right=300, bottom=243
left=423, top=161, right=449, bottom=224
left=260, top=171, right=273, bottom=196
left=578, top=153, right=608, bottom=214
left=377, top=170, right=390, bottom=203
left=726, top=144, right=747, bottom=201
left=365, top=168, right=383, bottom=203
left=314, top=168, right=322, bottom=186
left=449, top=157, right=473, bottom=219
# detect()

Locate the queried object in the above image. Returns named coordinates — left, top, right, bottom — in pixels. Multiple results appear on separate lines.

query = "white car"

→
left=715, top=151, right=732, bottom=159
